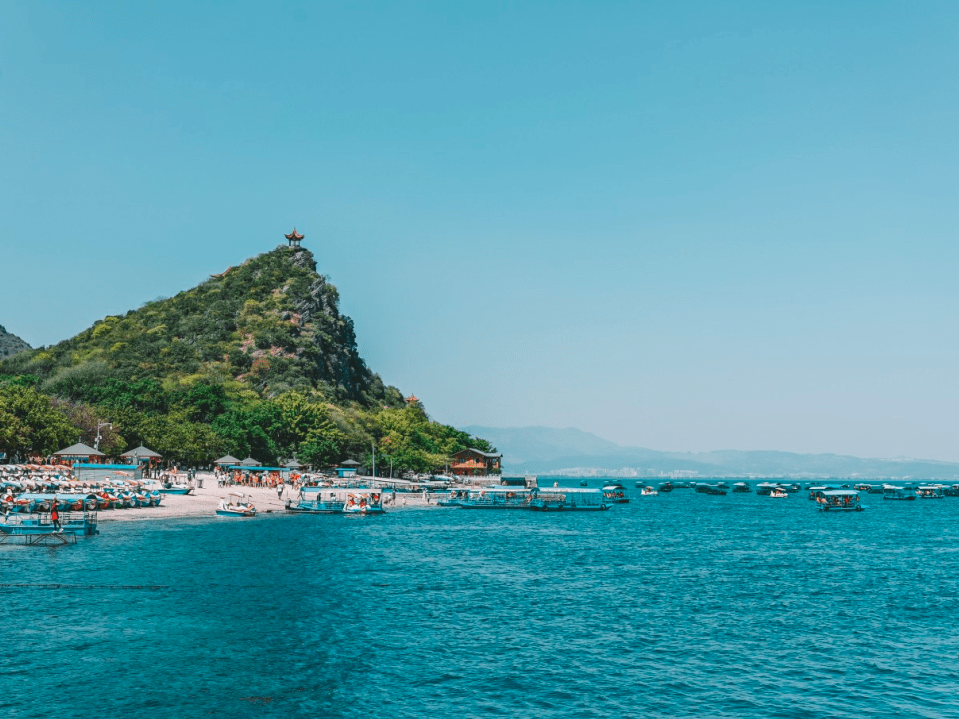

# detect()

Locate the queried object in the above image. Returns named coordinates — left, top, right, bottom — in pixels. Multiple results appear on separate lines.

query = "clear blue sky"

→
left=2, top=2, right=957, bottom=460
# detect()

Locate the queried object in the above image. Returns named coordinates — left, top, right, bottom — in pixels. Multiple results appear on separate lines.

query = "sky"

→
left=1, top=2, right=957, bottom=461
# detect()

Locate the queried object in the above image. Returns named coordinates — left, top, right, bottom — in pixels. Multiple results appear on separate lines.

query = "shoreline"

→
left=95, top=473, right=442, bottom=523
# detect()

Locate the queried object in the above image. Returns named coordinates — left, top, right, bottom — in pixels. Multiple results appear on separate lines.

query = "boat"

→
left=769, top=488, right=788, bottom=498
left=528, top=487, right=608, bottom=511
left=755, top=482, right=777, bottom=496
left=816, top=489, right=864, bottom=512
left=882, top=485, right=916, bottom=501
left=580, top=480, right=588, bottom=487
left=641, top=486, right=658, bottom=496
left=732, top=482, right=751, bottom=493
left=459, top=487, right=533, bottom=509
left=436, top=489, right=467, bottom=507
left=808, top=485, right=838, bottom=500
left=945, top=485, right=959, bottom=497
left=343, top=491, right=385, bottom=515
left=215, top=492, right=256, bottom=517
left=0, top=509, right=99, bottom=536
left=601, top=482, right=629, bottom=504
left=916, top=485, right=944, bottom=499
left=716, top=481, right=730, bottom=490
left=700, top=484, right=727, bottom=495
left=286, top=487, right=384, bottom=514
left=658, top=482, right=673, bottom=493
left=160, top=483, right=194, bottom=495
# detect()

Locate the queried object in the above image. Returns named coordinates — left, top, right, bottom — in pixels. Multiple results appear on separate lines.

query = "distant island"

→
left=0, top=232, right=494, bottom=471
left=464, top=425, right=959, bottom=480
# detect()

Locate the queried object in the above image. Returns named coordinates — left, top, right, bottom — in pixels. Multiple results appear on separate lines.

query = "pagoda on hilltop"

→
left=405, top=394, right=420, bottom=404
left=285, top=227, right=305, bottom=248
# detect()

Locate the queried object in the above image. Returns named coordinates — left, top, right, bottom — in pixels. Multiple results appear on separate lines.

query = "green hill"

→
left=0, top=244, right=493, bottom=469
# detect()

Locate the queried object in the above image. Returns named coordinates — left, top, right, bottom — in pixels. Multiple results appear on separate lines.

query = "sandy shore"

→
left=97, top=472, right=438, bottom=522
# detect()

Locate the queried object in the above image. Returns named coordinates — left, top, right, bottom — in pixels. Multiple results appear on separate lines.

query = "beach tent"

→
left=214, top=455, right=241, bottom=467
left=53, top=442, right=105, bottom=460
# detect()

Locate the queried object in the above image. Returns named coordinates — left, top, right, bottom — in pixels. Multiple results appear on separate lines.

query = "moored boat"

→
left=215, top=492, right=256, bottom=517
left=732, top=482, right=751, bottom=493
left=916, top=485, right=944, bottom=499
left=769, top=488, right=788, bottom=498
left=641, top=485, right=658, bottom=496
left=816, top=489, right=864, bottom=512
left=882, top=485, right=916, bottom=501
left=529, top=487, right=608, bottom=511
left=459, top=487, right=533, bottom=509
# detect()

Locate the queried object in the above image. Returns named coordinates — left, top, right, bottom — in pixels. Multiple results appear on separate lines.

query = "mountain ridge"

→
left=464, top=425, right=959, bottom=479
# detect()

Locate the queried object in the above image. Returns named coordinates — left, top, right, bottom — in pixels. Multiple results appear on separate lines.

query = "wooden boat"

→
left=700, top=484, right=727, bottom=495
left=529, top=487, right=608, bottom=511
left=215, top=492, right=256, bottom=517
left=816, top=489, right=864, bottom=512
left=287, top=487, right=385, bottom=515
left=343, top=491, right=385, bottom=515
left=916, top=485, right=944, bottom=499
left=658, top=482, right=673, bottom=493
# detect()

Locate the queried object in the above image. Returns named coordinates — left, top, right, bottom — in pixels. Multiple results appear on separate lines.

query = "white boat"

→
left=641, top=486, right=658, bottom=496
left=770, top=488, right=788, bottom=498
left=216, top=492, right=256, bottom=517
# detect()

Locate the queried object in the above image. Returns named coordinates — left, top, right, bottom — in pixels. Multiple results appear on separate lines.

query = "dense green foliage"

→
left=0, top=247, right=494, bottom=470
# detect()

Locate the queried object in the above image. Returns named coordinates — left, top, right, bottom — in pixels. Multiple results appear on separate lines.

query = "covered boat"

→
left=459, top=487, right=533, bottom=509
left=916, top=485, right=944, bottom=499
left=641, top=485, right=658, bottom=496
left=529, top=487, right=608, bottom=511
left=816, top=489, right=864, bottom=512
left=601, top=482, right=629, bottom=504
left=882, top=485, right=916, bottom=501
left=732, top=482, right=751, bottom=493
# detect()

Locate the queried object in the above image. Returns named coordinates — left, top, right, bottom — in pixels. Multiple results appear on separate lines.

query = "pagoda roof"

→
left=240, top=457, right=262, bottom=466
left=214, top=454, right=241, bottom=465
left=405, top=394, right=420, bottom=403
left=53, top=442, right=105, bottom=457
left=120, top=445, right=162, bottom=459
left=285, top=228, right=305, bottom=241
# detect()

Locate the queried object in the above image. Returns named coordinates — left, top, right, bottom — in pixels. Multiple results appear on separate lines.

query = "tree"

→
left=0, top=384, right=80, bottom=457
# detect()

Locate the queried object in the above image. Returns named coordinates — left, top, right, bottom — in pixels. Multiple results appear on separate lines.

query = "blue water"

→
left=4, top=482, right=959, bottom=718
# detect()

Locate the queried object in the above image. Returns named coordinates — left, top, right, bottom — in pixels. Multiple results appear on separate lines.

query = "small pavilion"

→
left=214, top=454, right=241, bottom=468
left=53, top=442, right=105, bottom=464
left=285, top=228, right=304, bottom=248
left=405, top=394, right=420, bottom=404
left=240, top=457, right=262, bottom=467
left=121, top=445, right=162, bottom=465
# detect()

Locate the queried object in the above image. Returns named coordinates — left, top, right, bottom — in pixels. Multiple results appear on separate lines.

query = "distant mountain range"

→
left=462, top=425, right=959, bottom=480
left=0, top=325, right=30, bottom=359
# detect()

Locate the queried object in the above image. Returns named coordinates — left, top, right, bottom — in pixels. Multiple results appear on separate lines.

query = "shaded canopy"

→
left=240, top=457, right=262, bottom=466
left=54, top=442, right=104, bottom=457
left=121, top=445, right=162, bottom=459
left=340, top=459, right=361, bottom=467
left=214, top=455, right=241, bottom=466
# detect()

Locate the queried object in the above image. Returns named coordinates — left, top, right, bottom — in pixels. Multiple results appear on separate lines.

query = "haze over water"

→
left=4, top=483, right=958, bottom=718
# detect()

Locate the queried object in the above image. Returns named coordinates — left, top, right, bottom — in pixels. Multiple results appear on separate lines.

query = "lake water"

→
left=3, top=480, right=959, bottom=718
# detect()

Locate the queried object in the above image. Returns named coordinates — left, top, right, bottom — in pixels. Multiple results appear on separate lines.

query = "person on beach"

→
left=276, top=483, right=284, bottom=499
left=51, top=501, right=61, bottom=532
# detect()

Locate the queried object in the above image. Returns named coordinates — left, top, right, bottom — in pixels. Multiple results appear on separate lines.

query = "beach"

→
left=96, top=472, right=438, bottom=522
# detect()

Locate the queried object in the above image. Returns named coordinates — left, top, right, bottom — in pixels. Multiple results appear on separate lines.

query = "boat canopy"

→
left=821, top=490, right=859, bottom=497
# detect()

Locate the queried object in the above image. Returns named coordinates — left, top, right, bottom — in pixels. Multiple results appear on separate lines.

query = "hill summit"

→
left=0, top=243, right=493, bottom=468
left=7, top=245, right=400, bottom=407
